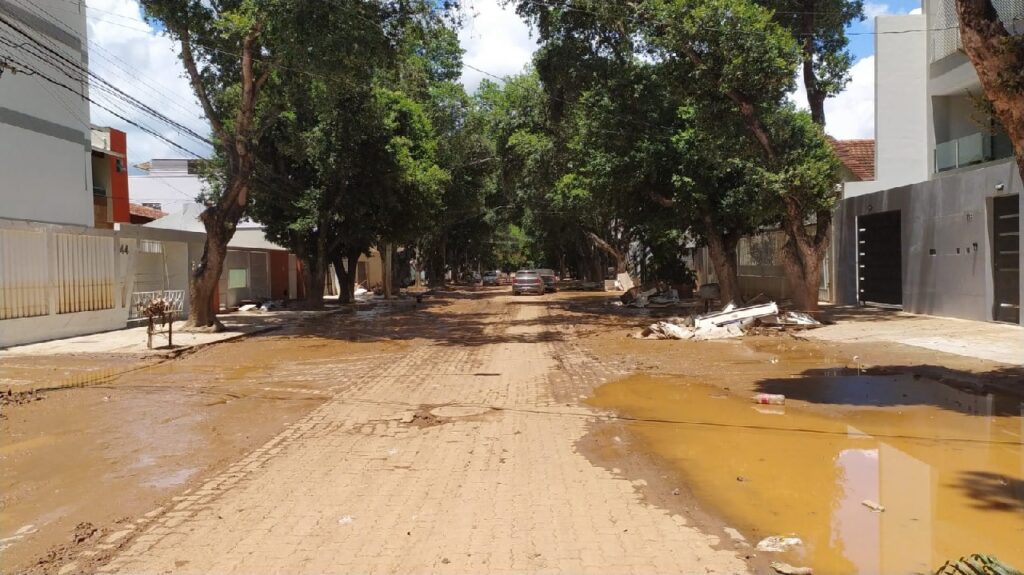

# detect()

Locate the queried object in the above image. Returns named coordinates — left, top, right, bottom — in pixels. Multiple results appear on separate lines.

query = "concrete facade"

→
left=835, top=0, right=1023, bottom=325
left=128, top=159, right=208, bottom=215
left=0, top=0, right=93, bottom=227
left=835, top=160, right=1022, bottom=324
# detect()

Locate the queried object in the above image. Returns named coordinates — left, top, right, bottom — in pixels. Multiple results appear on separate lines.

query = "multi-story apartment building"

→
left=0, top=0, right=95, bottom=226
left=835, top=0, right=1023, bottom=325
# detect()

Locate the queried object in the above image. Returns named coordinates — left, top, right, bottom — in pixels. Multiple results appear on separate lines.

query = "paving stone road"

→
left=95, top=294, right=748, bottom=574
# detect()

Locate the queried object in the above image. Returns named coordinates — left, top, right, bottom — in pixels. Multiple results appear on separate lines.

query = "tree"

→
left=648, top=0, right=841, bottom=310
left=955, top=0, right=1024, bottom=183
left=249, top=1, right=455, bottom=303
left=140, top=0, right=285, bottom=328
left=756, top=0, right=864, bottom=126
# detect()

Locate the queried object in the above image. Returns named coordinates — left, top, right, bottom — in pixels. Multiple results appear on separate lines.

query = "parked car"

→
left=482, top=270, right=500, bottom=286
left=512, top=270, right=544, bottom=295
left=535, top=268, right=557, bottom=292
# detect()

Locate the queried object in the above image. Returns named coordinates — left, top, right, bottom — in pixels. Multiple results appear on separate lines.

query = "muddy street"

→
left=1, top=290, right=1021, bottom=575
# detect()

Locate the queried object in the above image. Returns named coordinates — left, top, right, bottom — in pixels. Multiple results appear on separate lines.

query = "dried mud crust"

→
left=75, top=292, right=748, bottom=575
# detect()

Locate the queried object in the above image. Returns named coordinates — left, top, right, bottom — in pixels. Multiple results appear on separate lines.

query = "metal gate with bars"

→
left=858, top=210, right=903, bottom=307
left=992, top=195, right=1020, bottom=324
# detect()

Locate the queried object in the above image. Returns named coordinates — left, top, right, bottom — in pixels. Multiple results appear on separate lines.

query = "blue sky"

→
left=847, top=0, right=924, bottom=59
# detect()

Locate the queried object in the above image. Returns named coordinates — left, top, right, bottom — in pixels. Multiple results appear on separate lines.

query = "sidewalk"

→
left=810, top=306, right=1024, bottom=366
left=0, top=308, right=344, bottom=395
left=0, top=309, right=326, bottom=357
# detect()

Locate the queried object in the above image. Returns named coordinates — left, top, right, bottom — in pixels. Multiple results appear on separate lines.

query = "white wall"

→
left=0, top=219, right=128, bottom=347
left=865, top=14, right=930, bottom=195
left=0, top=0, right=93, bottom=226
left=128, top=173, right=206, bottom=215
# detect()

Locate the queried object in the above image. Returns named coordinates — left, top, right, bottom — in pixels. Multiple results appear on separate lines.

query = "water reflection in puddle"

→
left=589, top=375, right=1024, bottom=574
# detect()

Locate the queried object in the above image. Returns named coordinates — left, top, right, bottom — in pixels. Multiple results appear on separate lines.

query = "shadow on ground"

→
left=288, top=288, right=640, bottom=348
left=955, top=471, right=1024, bottom=513
left=754, top=364, right=1024, bottom=416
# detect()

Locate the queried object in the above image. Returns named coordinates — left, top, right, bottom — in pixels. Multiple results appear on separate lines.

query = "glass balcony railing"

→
left=934, top=132, right=1015, bottom=172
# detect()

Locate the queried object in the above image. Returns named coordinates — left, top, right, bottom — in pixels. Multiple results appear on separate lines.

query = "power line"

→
left=514, top=0, right=951, bottom=36
left=0, top=47, right=206, bottom=158
left=7, top=0, right=211, bottom=145
left=0, top=2, right=212, bottom=154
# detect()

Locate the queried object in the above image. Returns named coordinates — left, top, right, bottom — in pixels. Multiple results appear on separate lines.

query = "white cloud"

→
left=86, top=0, right=211, bottom=182
left=863, top=2, right=894, bottom=20
left=458, top=0, right=536, bottom=92
left=790, top=56, right=875, bottom=139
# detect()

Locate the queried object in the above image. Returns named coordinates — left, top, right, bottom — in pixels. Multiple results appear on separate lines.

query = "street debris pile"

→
left=935, top=554, right=1022, bottom=575
left=631, top=301, right=822, bottom=341
left=619, top=285, right=681, bottom=308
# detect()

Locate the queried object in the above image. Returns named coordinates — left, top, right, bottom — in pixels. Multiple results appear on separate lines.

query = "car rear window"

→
left=515, top=272, right=538, bottom=278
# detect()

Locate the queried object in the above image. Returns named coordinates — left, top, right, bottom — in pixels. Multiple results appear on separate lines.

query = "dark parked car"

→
left=535, top=268, right=557, bottom=292
left=512, top=270, right=544, bottom=295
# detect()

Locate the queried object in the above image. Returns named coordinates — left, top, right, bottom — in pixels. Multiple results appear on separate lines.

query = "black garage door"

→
left=992, top=195, right=1020, bottom=324
left=858, top=210, right=902, bottom=306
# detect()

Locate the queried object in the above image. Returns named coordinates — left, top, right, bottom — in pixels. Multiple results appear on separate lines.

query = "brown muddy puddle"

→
left=0, top=333, right=407, bottom=573
left=589, top=373, right=1024, bottom=574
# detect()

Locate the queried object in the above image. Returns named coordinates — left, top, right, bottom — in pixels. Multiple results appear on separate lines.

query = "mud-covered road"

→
left=1, top=289, right=1021, bottom=575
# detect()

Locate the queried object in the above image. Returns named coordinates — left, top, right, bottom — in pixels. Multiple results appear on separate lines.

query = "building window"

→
left=139, top=239, right=163, bottom=253
left=228, top=268, right=248, bottom=289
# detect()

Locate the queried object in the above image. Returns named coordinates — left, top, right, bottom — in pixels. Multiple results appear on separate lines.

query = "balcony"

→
left=934, top=132, right=1014, bottom=173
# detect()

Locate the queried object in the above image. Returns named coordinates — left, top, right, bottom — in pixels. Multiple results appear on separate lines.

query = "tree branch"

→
left=178, top=32, right=227, bottom=143
left=680, top=45, right=778, bottom=162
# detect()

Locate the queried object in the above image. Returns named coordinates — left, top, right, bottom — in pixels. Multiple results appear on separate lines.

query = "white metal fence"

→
left=128, top=289, right=185, bottom=320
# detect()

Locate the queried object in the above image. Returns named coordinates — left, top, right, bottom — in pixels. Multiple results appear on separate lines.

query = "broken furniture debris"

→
left=620, top=282, right=681, bottom=308
left=934, top=554, right=1022, bottom=575
left=632, top=301, right=822, bottom=341
left=138, top=295, right=173, bottom=349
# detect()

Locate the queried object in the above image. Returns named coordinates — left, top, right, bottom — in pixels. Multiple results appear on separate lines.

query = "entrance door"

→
left=992, top=194, right=1020, bottom=323
left=858, top=210, right=902, bottom=306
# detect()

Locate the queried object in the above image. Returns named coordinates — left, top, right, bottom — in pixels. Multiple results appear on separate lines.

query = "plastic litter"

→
left=337, top=515, right=354, bottom=525
left=771, top=561, right=814, bottom=575
left=756, top=535, right=803, bottom=552
left=861, top=499, right=885, bottom=512
left=722, top=527, right=747, bottom=544
left=753, top=393, right=786, bottom=405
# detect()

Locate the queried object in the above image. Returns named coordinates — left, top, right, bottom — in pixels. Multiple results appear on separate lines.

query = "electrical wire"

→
left=6, top=0, right=212, bottom=146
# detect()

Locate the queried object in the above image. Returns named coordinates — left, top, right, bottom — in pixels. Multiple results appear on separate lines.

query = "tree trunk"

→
left=955, top=0, right=1024, bottom=184
left=186, top=226, right=227, bottom=330
left=780, top=202, right=831, bottom=311
left=801, top=0, right=827, bottom=126
left=303, top=257, right=326, bottom=308
left=703, top=217, right=742, bottom=305
left=382, top=242, right=393, bottom=298
left=330, top=249, right=351, bottom=304
left=346, top=247, right=361, bottom=300
left=585, top=231, right=626, bottom=274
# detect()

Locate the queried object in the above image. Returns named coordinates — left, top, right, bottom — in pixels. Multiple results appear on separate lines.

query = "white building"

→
left=129, top=159, right=208, bottom=215
left=835, top=0, right=1023, bottom=325
left=0, top=0, right=93, bottom=226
